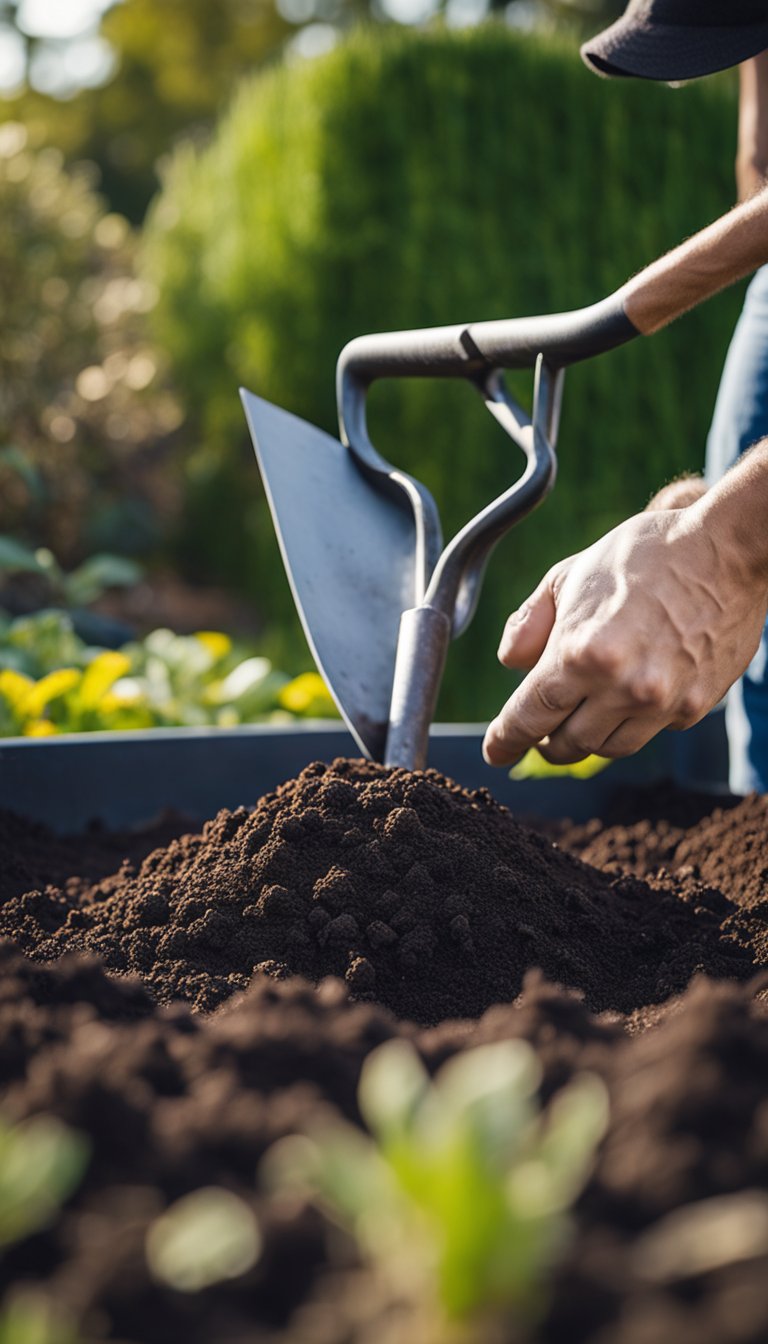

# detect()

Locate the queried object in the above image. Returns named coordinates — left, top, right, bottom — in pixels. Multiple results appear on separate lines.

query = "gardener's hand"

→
left=483, top=453, right=768, bottom=768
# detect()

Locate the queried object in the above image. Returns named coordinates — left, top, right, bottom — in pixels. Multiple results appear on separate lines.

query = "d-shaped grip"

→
left=336, top=290, right=637, bottom=390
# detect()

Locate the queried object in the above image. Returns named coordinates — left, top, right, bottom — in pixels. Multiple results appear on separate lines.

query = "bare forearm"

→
left=620, top=186, right=768, bottom=335
left=695, top=438, right=768, bottom=587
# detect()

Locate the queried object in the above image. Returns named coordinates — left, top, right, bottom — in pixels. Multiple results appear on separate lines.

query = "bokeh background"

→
left=0, top=0, right=746, bottom=734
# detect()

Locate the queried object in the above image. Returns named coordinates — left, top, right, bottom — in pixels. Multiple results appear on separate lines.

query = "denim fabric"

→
left=705, top=264, right=768, bottom=793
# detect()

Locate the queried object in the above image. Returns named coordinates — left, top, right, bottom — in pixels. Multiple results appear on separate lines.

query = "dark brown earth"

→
left=3, top=946, right=768, bottom=1344
left=554, top=788, right=768, bottom=970
left=0, top=760, right=752, bottom=1021
left=5, top=768, right=768, bottom=1343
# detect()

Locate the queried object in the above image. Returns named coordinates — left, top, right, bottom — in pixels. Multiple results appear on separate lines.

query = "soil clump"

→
left=0, top=759, right=750, bottom=1022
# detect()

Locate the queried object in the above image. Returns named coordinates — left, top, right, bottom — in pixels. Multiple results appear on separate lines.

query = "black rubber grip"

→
left=469, top=293, right=638, bottom=370
left=337, top=291, right=639, bottom=383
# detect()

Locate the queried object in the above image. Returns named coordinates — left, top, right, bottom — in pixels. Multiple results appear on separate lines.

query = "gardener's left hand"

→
left=482, top=476, right=768, bottom=768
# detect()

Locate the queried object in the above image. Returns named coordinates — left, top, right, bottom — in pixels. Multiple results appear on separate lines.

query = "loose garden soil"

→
left=5, top=761, right=768, bottom=1342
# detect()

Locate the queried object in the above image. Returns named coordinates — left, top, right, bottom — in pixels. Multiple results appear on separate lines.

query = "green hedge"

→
left=143, top=24, right=741, bottom=720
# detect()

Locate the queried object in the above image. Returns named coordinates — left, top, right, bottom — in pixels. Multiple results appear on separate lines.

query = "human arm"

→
left=482, top=442, right=768, bottom=768
left=617, top=181, right=768, bottom=336
left=737, top=52, right=768, bottom=202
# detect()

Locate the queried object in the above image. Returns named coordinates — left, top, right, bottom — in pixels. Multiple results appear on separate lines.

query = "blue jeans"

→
left=705, top=263, right=768, bottom=793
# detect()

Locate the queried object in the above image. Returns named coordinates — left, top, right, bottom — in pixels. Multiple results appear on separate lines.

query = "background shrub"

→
left=0, top=123, right=181, bottom=568
left=143, top=24, right=741, bottom=719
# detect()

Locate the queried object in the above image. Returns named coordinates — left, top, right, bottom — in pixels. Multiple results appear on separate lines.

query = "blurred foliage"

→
left=142, top=24, right=742, bottom=720
left=0, top=1110, right=86, bottom=1344
left=0, top=1111, right=88, bottom=1247
left=5, top=0, right=296, bottom=220
left=0, top=535, right=141, bottom=607
left=518, top=0, right=623, bottom=33
left=0, top=1292, right=78, bottom=1344
left=1, top=1, right=622, bottom=221
left=265, top=1037, right=607, bottom=1340
left=0, top=609, right=337, bottom=736
left=146, top=1188, right=261, bottom=1293
left=0, top=123, right=181, bottom=565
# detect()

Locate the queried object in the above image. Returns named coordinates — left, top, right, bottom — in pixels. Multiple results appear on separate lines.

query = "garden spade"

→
left=241, top=289, right=641, bottom=771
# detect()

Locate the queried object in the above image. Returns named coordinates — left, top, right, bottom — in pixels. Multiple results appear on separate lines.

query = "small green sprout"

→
left=634, top=1190, right=768, bottom=1283
left=263, top=1039, right=608, bottom=1336
left=0, top=1113, right=88, bottom=1248
left=146, top=1187, right=261, bottom=1292
left=0, top=1291, right=78, bottom=1344
left=0, top=1112, right=88, bottom=1344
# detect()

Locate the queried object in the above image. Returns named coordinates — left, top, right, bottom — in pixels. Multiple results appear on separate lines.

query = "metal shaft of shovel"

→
left=381, top=361, right=563, bottom=769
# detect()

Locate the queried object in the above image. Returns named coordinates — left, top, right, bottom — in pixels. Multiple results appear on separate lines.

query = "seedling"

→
left=0, top=1112, right=88, bottom=1248
left=0, top=1112, right=88, bottom=1344
left=0, top=1291, right=78, bottom=1344
left=146, top=1187, right=261, bottom=1293
left=264, top=1038, right=607, bottom=1340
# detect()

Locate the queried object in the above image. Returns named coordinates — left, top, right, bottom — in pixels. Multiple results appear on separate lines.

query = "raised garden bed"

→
left=4, top=714, right=768, bottom=1344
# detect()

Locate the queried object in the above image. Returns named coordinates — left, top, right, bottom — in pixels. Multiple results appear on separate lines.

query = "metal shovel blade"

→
left=241, top=390, right=419, bottom=762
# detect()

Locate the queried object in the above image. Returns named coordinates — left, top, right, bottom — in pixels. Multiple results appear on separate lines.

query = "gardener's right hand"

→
left=483, top=446, right=768, bottom=769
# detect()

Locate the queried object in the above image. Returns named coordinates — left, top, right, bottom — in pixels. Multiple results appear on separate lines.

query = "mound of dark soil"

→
left=3, top=943, right=768, bottom=1344
left=0, top=760, right=750, bottom=1022
left=553, top=789, right=763, bottom=898
left=554, top=791, right=768, bottom=971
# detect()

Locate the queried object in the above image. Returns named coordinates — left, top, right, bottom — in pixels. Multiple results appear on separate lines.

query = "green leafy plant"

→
left=264, top=1038, right=607, bottom=1340
left=146, top=1187, right=261, bottom=1293
left=0, top=610, right=337, bottom=737
left=0, top=610, right=85, bottom=679
left=0, top=538, right=142, bottom=610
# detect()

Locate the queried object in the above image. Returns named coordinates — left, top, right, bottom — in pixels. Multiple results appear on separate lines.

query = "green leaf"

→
left=0, top=1291, right=78, bottom=1344
left=63, top=554, right=143, bottom=608
left=0, top=1113, right=89, bottom=1247
left=0, top=537, right=46, bottom=576
left=358, top=1040, right=430, bottom=1143
left=146, top=1187, right=261, bottom=1292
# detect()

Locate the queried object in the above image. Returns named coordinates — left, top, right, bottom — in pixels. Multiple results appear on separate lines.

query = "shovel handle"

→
left=337, top=290, right=636, bottom=387
left=338, top=186, right=768, bottom=389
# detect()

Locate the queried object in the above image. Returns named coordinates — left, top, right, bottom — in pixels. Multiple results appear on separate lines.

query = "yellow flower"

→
left=195, top=631, right=232, bottom=662
left=278, top=672, right=336, bottom=716
left=0, top=668, right=35, bottom=713
left=24, top=719, right=57, bottom=737
left=78, top=652, right=131, bottom=711
left=24, top=668, right=80, bottom=718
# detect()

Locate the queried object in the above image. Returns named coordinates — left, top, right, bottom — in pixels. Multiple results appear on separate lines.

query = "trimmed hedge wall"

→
left=143, top=24, right=741, bottom=720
